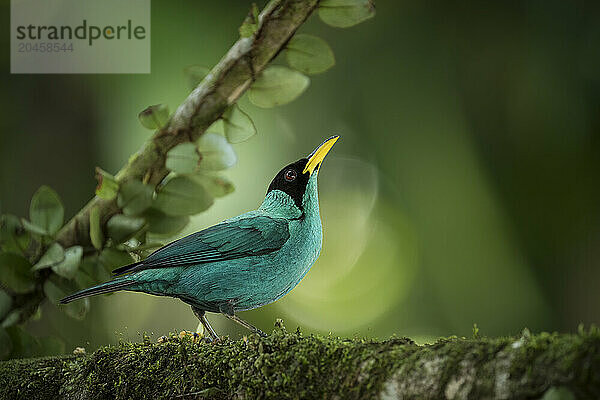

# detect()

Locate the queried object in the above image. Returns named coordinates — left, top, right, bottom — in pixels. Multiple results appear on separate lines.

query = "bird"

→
left=61, top=136, right=339, bottom=341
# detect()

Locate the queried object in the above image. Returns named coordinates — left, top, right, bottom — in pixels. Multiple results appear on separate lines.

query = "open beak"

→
left=303, top=135, right=339, bottom=175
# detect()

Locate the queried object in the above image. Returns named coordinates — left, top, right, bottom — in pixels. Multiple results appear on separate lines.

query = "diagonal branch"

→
left=55, top=0, right=320, bottom=249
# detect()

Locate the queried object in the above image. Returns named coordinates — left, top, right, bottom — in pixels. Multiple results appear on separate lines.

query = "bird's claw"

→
left=203, top=335, right=222, bottom=344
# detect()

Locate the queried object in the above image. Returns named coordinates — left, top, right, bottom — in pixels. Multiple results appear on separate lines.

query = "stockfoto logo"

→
left=11, top=0, right=150, bottom=74
left=15, top=19, right=147, bottom=46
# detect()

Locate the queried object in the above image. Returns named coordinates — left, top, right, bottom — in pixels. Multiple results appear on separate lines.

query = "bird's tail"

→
left=60, top=278, right=132, bottom=304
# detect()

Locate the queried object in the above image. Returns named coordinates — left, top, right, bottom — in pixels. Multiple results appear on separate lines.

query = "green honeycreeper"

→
left=61, top=136, right=339, bottom=340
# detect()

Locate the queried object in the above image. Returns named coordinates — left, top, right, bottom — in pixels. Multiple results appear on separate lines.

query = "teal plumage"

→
left=115, top=178, right=321, bottom=312
left=61, top=136, right=337, bottom=339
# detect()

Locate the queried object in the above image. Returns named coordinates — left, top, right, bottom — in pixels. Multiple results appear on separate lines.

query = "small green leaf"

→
left=42, top=277, right=65, bottom=305
left=248, top=66, right=310, bottom=108
left=29, top=186, right=64, bottom=236
left=239, top=3, right=260, bottom=38
left=197, top=133, right=237, bottom=171
left=0, top=327, right=12, bottom=359
left=74, top=268, right=95, bottom=290
left=117, top=180, right=154, bottom=216
left=0, top=215, right=30, bottom=255
left=89, top=206, right=104, bottom=250
left=78, top=256, right=110, bottom=285
left=239, top=23, right=257, bottom=38
left=30, top=306, right=42, bottom=321
left=154, top=176, right=214, bottom=217
left=144, top=208, right=190, bottom=236
left=223, top=105, right=257, bottom=143
left=192, top=174, right=235, bottom=198
left=95, top=167, right=119, bottom=200
left=184, top=65, right=211, bottom=90
left=0, top=252, right=35, bottom=294
left=21, top=220, right=48, bottom=236
left=166, top=143, right=200, bottom=174
left=138, top=104, right=170, bottom=130
left=44, top=276, right=89, bottom=320
left=286, top=34, right=335, bottom=75
left=318, top=0, right=375, bottom=28
left=1, top=310, right=20, bottom=328
left=0, top=290, right=13, bottom=321
left=542, top=386, right=576, bottom=400
left=32, top=242, right=64, bottom=271
left=107, top=214, right=146, bottom=244
left=99, top=248, right=134, bottom=272
left=52, top=246, right=83, bottom=279
left=207, top=119, right=225, bottom=135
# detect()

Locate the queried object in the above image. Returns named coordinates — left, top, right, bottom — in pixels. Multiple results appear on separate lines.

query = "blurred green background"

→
left=1, top=0, right=599, bottom=355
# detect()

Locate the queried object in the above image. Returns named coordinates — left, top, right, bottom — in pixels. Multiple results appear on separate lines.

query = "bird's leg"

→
left=219, top=302, right=267, bottom=338
left=224, top=314, right=268, bottom=338
left=192, top=307, right=219, bottom=342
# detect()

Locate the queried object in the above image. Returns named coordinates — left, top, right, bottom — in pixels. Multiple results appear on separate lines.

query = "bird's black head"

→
left=266, top=136, right=339, bottom=210
left=267, top=158, right=311, bottom=209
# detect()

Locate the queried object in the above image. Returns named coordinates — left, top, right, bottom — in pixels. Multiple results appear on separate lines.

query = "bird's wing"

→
left=112, top=216, right=290, bottom=275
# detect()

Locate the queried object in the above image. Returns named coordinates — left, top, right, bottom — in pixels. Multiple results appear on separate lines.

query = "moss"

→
left=1, top=325, right=599, bottom=400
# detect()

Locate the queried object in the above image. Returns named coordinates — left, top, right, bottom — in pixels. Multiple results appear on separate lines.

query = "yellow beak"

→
left=303, top=135, right=339, bottom=175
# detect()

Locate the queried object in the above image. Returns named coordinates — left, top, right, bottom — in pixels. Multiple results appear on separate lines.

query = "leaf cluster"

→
left=245, top=0, right=375, bottom=108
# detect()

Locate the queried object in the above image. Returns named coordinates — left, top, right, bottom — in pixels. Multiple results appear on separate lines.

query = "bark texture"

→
left=0, top=325, right=598, bottom=399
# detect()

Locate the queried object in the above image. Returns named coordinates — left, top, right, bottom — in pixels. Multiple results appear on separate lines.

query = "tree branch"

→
left=0, top=326, right=598, bottom=399
left=55, top=0, right=319, bottom=249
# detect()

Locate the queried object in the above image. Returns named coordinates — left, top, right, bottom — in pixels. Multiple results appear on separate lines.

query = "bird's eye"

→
left=284, top=169, right=297, bottom=182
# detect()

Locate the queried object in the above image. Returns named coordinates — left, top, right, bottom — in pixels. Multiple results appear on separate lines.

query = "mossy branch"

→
left=55, top=0, right=319, bottom=249
left=0, top=325, right=598, bottom=399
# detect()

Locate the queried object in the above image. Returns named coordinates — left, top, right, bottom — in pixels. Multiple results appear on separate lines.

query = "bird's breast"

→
left=265, top=216, right=322, bottom=293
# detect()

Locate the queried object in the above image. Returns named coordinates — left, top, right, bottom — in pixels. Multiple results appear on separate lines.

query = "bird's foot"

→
left=223, top=313, right=268, bottom=338
left=202, top=335, right=222, bottom=344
